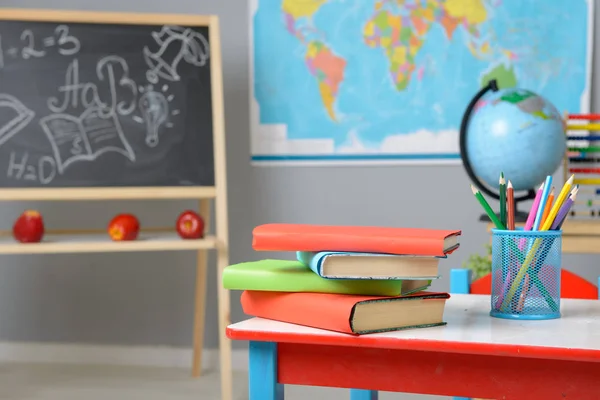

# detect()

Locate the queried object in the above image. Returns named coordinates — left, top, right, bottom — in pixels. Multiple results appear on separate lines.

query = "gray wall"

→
left=0, top=0, right=597, bottom=351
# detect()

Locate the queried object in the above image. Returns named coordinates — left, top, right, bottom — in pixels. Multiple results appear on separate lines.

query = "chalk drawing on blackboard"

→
left=53, top=25, right=80, bottom=56
left=7, top=151, right=57, bottom=185
left=96, top=55, right=137, bottom=116
left=0, top=93, right=35, bottom=147
left=133, top=84, right=179, bottom=147
left=20, top=29, right=46, bottom=59
left=143, top=26, right=210, bottom=84
left=40, top=25, right=80, bottom=56
left=48, top=57, right=137, bottom=118
left=39, top=106, right=135, bottom=173
left=17, top=25, right=80, bottom=60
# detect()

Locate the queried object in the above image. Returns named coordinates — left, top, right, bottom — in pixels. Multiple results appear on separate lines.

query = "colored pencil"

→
left=471, top=185, right=505, bottom=229
left=466, top=178, right=557, bottom=311
left=524, top=183, right=545, bottom=231
left=502, top=175, right=575, bottom=309
left=541, top=187, right=555, bottom=227
left=522, top=186, right=579, bottom=303
left=507, top=180, right=515, bottom=230
left=533, top=175, right=553, bottom=231
left=520, top=182, right=544, bottom=250
left=517, top=274, right=530, bottom=312
left=499, top=173, right=506, bottom=227
left=552, top=186, right=579, bottom=230
left=495, top=269, right=511, bottom=310
left=541, top=175, right=574, bottom=231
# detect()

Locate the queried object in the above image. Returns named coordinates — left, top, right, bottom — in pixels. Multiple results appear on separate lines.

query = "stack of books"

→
left=223, top=223, right=461, bottom=335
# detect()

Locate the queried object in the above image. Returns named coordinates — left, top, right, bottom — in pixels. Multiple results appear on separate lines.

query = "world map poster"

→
left=249, top=0, right=593, bottom=165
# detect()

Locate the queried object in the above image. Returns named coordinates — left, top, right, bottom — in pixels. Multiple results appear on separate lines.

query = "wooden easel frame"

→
left=0, top=9, right=232, bottom=400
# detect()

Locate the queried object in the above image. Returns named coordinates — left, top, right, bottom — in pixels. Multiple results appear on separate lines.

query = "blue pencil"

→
left=533, top=175, right=553, bottom=231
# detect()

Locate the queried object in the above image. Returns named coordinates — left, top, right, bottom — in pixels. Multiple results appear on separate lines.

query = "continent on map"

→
left=282, top=0, right=326, bottom=39
left=363, top=0, right=487, bottom=91
left=305, top=41, right=346, bottom=121
left=282, top=0, right=325, bottom=20
left=281, top=0, right=347, bottom=121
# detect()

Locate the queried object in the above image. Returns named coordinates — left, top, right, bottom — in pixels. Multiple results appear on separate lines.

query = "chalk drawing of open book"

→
left=39, top=107, right=135, bottom=174
left=143, top=25, right=210, bottom=83
left=0, top=93, right=35, bottom=148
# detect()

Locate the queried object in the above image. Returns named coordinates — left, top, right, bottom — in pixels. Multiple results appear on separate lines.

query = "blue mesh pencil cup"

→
left=490, top=228, right=562, bottom=320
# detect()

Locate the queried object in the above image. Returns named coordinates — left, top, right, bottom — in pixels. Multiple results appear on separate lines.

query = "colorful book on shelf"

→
left=296, top=251, right=442, bottom=280
left=252, top=223, right=461, bottom=256
left=222, top=259, right=431, bottom=296
left=241, top=290, right=450, bottom=335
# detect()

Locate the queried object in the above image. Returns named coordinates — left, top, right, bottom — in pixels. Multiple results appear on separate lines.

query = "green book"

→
left=222, top=259, right=432, bottom=296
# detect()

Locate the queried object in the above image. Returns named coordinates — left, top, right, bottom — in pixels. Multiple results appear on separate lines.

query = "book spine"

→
left=296, top=251, right=327, bottom=277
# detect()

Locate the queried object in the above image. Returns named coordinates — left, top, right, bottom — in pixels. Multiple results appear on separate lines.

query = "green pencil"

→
left=471, top=184, right=505, bottom=229
left=499, top=172, right=506, bottom=227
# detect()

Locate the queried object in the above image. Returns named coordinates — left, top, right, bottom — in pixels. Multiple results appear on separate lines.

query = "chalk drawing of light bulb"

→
left=138, top=90, right=169, bottom=147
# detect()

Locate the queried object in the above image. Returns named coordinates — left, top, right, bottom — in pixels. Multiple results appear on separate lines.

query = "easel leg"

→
left=192, top=199, right=211, bottom=377
left=249, top=341, right=284, bottom=400
left=350, top=389, right=378, bottom=400
left=217, top=240, right=232, bottom=400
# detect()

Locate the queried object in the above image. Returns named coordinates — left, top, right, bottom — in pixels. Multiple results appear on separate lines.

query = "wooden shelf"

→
left=0, top=187, right=217, bottom=201
left=0, top=233, right=218, bottom=254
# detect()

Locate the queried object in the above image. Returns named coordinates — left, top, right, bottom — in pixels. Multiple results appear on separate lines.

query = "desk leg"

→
left=350, top=389, right=378, bottom=399
left=249, top=341, right=284, bottom=400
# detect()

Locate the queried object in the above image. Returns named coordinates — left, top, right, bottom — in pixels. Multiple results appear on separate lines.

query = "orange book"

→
left=252, top=223, right=461, bottom=257
left=241, top=290, right=450, bottom=335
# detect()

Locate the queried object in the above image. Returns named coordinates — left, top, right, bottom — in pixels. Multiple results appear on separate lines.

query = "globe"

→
left=464, top=86, right=566, bottom=192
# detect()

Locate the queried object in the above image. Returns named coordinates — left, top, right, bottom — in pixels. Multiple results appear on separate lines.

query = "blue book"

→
left=297, top=251, right=442, bottom=282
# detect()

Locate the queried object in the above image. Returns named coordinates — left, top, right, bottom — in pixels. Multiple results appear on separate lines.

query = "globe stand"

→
left=460, top=79, right=536, bottom=225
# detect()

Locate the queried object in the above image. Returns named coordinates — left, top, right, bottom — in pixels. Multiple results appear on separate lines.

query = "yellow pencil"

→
left=541, top=174, right=574, bottom=231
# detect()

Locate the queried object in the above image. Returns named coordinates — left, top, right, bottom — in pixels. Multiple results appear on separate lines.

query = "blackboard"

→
left=0, top=18, right=215, bottom=187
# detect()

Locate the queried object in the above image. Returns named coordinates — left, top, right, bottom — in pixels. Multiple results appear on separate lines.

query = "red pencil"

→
left=507, top=180, right=515, bottom=230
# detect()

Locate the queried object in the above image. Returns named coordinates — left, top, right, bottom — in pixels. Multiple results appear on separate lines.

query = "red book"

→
left=241, top=290, right=450, bottom=335
left=252, top=223, right=461, bottom=256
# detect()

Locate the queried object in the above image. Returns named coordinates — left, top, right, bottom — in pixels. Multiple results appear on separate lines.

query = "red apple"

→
left=108, top=214, right=140, bottom=241
left=13, top=210, right=45, bottom=243
left=176, top=210, right=204, bottom=239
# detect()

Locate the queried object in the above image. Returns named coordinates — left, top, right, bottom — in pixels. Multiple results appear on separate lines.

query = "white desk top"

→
left=227, top=294, right=600, bottom=362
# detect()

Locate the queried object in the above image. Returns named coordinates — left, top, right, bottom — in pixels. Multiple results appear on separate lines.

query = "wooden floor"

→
left=0, top=363, right=445, bottom=399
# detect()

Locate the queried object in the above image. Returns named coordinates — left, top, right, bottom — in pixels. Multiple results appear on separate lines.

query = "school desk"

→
left=227, top=294, right=600, bottom=400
